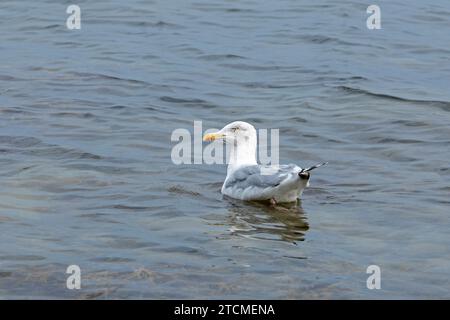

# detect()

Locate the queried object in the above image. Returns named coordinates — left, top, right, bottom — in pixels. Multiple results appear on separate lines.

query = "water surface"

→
left=0, top=0, right=449, bottom=299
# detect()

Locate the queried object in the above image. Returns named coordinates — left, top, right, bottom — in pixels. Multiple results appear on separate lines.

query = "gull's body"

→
left=222, top=164, right=309, bottom=203
left=203, top=121, right=326, bottom=204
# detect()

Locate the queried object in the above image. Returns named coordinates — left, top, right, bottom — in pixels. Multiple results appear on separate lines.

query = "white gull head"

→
left=203, top=121, right=257, bottom=172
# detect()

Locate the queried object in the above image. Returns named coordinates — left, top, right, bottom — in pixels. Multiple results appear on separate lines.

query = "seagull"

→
left=203, top=121, right=327, bottom=204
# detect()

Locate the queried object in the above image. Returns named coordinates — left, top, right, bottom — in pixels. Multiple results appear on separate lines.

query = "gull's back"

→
left=222, top=164, right=309, bottom=202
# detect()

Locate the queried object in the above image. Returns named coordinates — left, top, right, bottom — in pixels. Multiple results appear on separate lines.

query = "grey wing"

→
left=224, top=164, right=297, bottom=190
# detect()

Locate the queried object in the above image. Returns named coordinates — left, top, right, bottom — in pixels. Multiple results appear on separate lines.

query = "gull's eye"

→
left=230, top=127, right=239, bottom=132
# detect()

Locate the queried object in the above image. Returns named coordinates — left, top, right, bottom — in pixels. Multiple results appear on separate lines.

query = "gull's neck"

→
left=227, top=136, right=257, bottom=175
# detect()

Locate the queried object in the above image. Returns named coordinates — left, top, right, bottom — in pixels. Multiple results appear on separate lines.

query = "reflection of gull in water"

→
left=203, top=121, right=327, bottom=204
left=226, top=199, right=309, bottom=243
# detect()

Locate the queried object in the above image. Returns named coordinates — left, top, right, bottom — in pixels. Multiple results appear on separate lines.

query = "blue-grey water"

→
left=0, top=0, right=449, bottom=299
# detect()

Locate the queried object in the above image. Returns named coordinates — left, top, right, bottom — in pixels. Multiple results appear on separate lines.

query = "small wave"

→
left=113, top=204, right=153, bottom=210
left=368, top=137, right=424, bottom=144
left=219, top=63, right=282, bottom=71
left=337, top=86, right=450, bottom=108
left=168, top=185, right=201, bottom=197
left=0, top=136, right=41, bottom=147
left=0, top=75, right=22, bottom=81
left=160, top=96, right=216, bottom=108
left=0, top=136, right=103, bottom=162
left=87, top=19, right=179, bottom=29
left=69, top=71, right=150, bottom=86
left=160, top=96, right=206, bottom=104
left=50, top=112, right=95, bottom=119
left=198, top=54, right=246, bottom=61
left=0, top=255, right=46, bottom=261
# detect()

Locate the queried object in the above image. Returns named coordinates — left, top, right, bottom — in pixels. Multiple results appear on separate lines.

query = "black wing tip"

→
left=298, top=171, right=310, bottom=180
left=304, top=161, right=328, bottom=172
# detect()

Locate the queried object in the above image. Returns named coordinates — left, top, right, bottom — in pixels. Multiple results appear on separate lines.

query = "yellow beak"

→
left=203, top=132, right=224, bottom=142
